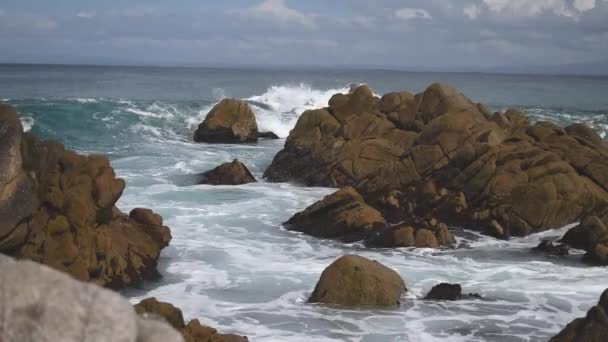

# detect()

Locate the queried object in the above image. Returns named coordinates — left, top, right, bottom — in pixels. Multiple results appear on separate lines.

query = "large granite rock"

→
left=197, top=159, right=257, bottom=185
left=284, top=187, right=387, bottom=242
left=308, top=255, right=406, bottom=307
left=135, top=298, right=249, bottom=342
left=194, top=99, right=259, bottom=143
left=0, top=254, right=182, bottom=342
left=0, top=105, right=171, bottom=289
left=550, top=288, right=608, bottom=342
left=265, top=84, right=608, bottom=239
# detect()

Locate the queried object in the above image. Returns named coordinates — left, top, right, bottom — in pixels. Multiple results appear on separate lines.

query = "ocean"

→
left=2, top=64, right=608, bottom=341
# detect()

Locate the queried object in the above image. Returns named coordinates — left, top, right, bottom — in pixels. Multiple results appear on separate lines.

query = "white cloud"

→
left=395, top=8, right=432, bottom=20
left=76, top=11, right=96, bottom=19
left=482, top=0, right=574, bottom=17
left=232, top=0, right=316, bottom=29
left=464, top=4, right=481, bottom=19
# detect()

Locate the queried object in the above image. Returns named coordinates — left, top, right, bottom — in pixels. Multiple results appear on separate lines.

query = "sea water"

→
left=2, top=64, right=608, bottom=342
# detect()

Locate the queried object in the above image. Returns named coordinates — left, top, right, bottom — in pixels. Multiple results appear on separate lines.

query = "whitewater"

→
left=3, top=65, right=608, bottom=341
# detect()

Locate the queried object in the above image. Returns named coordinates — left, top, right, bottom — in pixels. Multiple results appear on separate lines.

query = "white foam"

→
left=73, top=97, right=99, bottom=104
left=19, top=116, right=34, bottom=132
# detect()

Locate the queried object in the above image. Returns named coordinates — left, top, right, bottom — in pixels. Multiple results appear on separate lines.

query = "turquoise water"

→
left=2, top=64, right=608, bottom=341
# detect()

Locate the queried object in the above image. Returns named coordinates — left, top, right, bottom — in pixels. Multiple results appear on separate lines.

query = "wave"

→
left=524, top=107, right=608, bottom=139
left=245, top=83, right=351, bottom=138
left=19, top=116, right=35, bottom=132
left=72, top=97, right=99, bottom=104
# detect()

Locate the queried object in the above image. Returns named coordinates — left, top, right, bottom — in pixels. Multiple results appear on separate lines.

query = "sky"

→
left=1, top=0, right=608, bottom=73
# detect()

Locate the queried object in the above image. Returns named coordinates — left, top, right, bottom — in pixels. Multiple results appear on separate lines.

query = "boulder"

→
left=424, top=283, right=462, bottom=300
left=265, top=83, right=608, bottom=241
left=134, top=298, right=249, bottom=342
left=364, top=220, right=454, bottom=248
left=194, top=99, right=258, bottom=143
left=0, top=105, right=171, bottom=289
left=560, top=216, right=608, bottom=265
left=197, top=159, right=257, bottom=185
left=0, top=254, right=182, bottom=342
left=550, top=288, right=608, bottom=342
left=308, top=255, right=406, bottom=307
left=284, top=187, right=387, bottom=242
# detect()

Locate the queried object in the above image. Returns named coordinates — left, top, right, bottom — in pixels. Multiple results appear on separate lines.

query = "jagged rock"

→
left=134, top=298, right=249, bottom=342
left=197, top=159, right=257, bottom=185
left=193, top=99, right=258, bottom=143
left=0, top=105, right=171, bottom=289
left=533, top=239, right=570, bottom=256
left=308, top=255, right=406, bottom=307
left=550, top=288, right=608, bottom=342
left=0, top=254, right=182, bottom=342
left=284, top=187, right=387, bottom=242
left=265, top=83, right=608, bottom=240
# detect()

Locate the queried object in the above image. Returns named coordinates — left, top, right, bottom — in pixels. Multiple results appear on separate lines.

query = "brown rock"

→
left=135, top=298, right=249, bottom=342
left=284, top=187, right=387, bottom=242
left=550, top=288, right=608, bottom=342
left=424, top=283, right=462, bottom=300
left=559, top=215, right=608, bottom=265
left=193, top=99, right=258, bottom=143
left=198, top=159, right=256, bottom=185
left=364, top=220, right=453, bottom=249
left=308, top=255, right=406, bottom=307
left=0, top=105, right=172, bottom=289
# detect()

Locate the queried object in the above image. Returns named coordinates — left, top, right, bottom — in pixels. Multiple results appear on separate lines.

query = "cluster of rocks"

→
left=261, top=83, right=608, bottom=257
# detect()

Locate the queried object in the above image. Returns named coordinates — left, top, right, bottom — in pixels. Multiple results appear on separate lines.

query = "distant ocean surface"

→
left=2, top=64, right=608, bottom=341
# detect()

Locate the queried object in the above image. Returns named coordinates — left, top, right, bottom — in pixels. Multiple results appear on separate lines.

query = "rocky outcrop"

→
left=197, top=159, right=257, bottom=185
left=0, top=254, right=182, bottom=342
left=550, top=288, right=608, bottom=342
left=308, top=255, right=406, bottom=307
left=559, top=215, right=608, bottom=265
left=265, top=84, right=608, bottom=239
left=194, top=99, right=259, bottom=143
left=284, top=187, right=387, bottom=242
left=134, top=298, right=249, bottom=342
left=365, top=219, right=454, bottom=248
left=0, top=104, right=171, bottom=289
left=424, top=283, right=481, bottom=301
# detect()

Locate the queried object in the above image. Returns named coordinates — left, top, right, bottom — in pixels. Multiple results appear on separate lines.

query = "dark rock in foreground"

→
left=533, top=239, right=570, bottom=256
left=0, top=254, right=181, bottom=342
left=197, top=159, right=257, bottom=185
left=135, top=298, right=249, bottom=342
left=424, top=283, right=481, bottom=301
left=550, top=288, right=608, bottom=342
left=0, top=104, right=171, bottom=289
left=194, top=99, right=258, bottom=143
left=308, top=255, right=406, bottom=307
left=265, top=83, right=608, bottom=240
left=258, top=131, right=280, bottom=139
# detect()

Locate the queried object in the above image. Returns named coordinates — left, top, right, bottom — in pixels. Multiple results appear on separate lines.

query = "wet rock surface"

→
left=197, top=159, right=257, bottom=185
left=194, top=99, right=259, bottom=143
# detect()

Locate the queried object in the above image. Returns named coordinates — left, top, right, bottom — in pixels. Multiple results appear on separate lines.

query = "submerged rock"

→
left=533, top=239, right=570, bottom=256
left=193, top=99, right=258, bottom=143
left=364, top=219, right=454, bottom=248
left=197, top=159, right=257, bottom=185
left=284, top=187, right=387, bottom=242
left=424, top=283, right=481, bottom=301
left=0, top=104, right=171, bottom=289
left=549, top=288, right=608, bottom=342
left=135, top=298, right=249, bottom=342
left=0, top=254, right=182, bottom=342
left=258, top=131, right=280, bottom=139
left=308, top=255, right=406, bottom=307
left=264, top=83, right=608, bottom=240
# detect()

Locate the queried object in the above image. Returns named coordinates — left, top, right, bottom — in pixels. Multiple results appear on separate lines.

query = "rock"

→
left=549, top=288, right=608, bottom=342
left=0, top=105, right=171, bottom=289
left=308, top=255, right=406, bottom=307
left=424, top=283, right=462, bottom=300
left=197, top=159, right=257, bottom=185
left=284, top=187, right=387, bottom=242
left=364, top=220, right=454, bottom=248
left=134, top=297, right=249, bottom=342
left=265, top=83, right=608, bottom=241
left=533, top=239, right=570, bottom=256
left=193, top=99, right=258, bottom=143
left=560, top=216, right=608, bottom=265
left=258, top=131, right=280, bottom=139
left=0, top=254, right=182, bottom=342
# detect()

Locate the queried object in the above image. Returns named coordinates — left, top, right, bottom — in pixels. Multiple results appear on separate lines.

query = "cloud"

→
left=231, top=0, right=316, bottom=29
left=480, top=0, right=608, bottom=18
left=395, top=8, right=432, bottom=20
left=76, top=11, right=96, bottom=19
left=464, top=4, right=481, bottom=19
